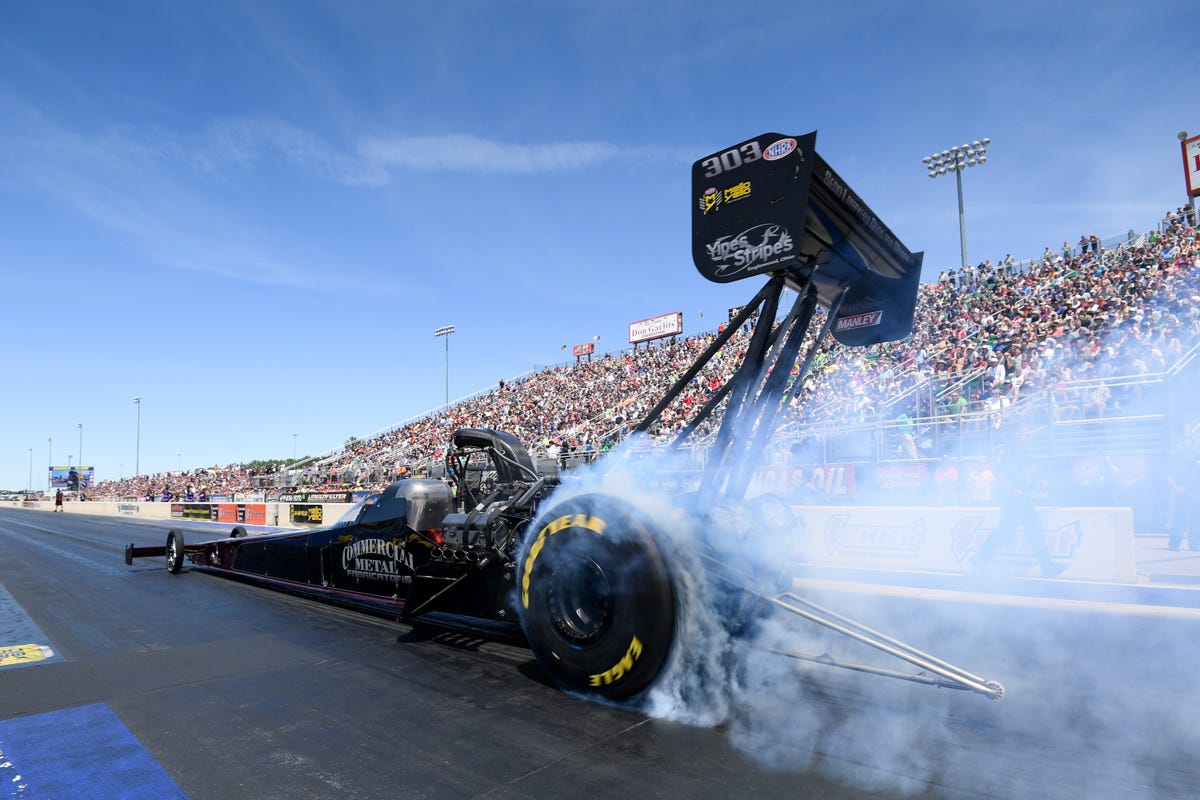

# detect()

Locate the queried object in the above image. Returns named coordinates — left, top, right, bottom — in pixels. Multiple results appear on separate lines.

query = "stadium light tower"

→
left=133, top=396, right=141, bottom=477
left=922, top=138, right=989, bottom=270
left=434, top=325, right=455, bottom=409
left=292, top=432, right=299, bottom=462
left=76, top=422, right=83, bottom=469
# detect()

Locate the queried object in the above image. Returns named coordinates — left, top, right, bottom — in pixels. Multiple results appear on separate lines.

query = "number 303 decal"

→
left=700, top=141, right=762, bottom=178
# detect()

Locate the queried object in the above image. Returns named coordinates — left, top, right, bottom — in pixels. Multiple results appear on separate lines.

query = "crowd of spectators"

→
left=86, top=462, right=287, bottom=503
left=84, top=209, right=1200, bottom=502
left=787, top=207, right=1200, bottom=429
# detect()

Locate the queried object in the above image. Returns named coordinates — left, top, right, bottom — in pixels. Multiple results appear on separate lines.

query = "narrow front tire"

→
left=166, top=529, right=185, bottom=574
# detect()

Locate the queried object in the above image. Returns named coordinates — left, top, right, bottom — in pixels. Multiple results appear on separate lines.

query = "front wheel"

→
left=165, top=529, right=185, bottom=574
left=518, top=494, right=676, bottom=701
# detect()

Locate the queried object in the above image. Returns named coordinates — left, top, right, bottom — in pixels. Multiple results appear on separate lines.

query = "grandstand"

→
left=86, top=208, right=1200, bottom=530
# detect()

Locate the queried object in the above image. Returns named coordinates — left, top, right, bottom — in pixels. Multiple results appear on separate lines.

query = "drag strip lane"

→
left=2, top=507, right=1200, bottom=800
left=0, top=632, right=323, bottom=718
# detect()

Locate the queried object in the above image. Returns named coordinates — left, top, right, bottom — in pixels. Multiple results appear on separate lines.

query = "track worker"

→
left=975, top=438, right=1066, bottom=578
left=54, top=488, right=64, bottom=511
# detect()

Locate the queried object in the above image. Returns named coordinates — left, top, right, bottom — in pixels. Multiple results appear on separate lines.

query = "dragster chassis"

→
left=126, top=130, right=1005, bottom=703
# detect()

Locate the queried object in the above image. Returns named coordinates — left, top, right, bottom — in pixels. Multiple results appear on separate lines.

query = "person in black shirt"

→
left=1167, top=438, right=1200, bottom=551
left=975, top=437, right=1066, bottom=578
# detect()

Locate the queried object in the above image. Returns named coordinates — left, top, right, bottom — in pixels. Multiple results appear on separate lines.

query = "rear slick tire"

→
left=518, top=493, right=676, bottom=701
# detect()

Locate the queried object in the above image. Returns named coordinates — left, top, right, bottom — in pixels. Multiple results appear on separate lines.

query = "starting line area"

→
left=0, top=582, right=186, bottom=798
left=0, top=704, right=187, bottom=799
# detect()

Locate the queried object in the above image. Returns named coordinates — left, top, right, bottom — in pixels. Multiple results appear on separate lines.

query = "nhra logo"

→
left=763, top=137, right=798, bottom=161
left=836, top=311, right=883, bottom=332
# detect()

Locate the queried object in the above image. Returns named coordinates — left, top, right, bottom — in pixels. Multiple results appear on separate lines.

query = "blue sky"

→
left=0, top=0, right=1193, bottom=490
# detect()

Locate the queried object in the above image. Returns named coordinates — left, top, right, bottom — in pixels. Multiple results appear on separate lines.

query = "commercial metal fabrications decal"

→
left=341, top=538, right=413, bottom=583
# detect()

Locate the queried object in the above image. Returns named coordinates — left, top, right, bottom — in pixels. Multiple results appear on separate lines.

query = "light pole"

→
left=922, top=138, right=989, bottom=270
left=292, top=432, right=299, bottom=462
left=434, top=325, right=456, bottom=409
left=133, top=396, right=141, bottom=477
left=76, top=422, right=83, bottom=469
left=28, top=448, right=32, bottom=492
left=177, top=453, right=182, bottom=472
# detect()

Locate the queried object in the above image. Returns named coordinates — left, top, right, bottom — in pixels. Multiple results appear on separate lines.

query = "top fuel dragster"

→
left=126, top=132, right=1005, bottom=703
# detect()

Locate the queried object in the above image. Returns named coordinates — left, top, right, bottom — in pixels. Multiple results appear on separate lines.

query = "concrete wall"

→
left=788, top=504, right=1136, bottom=582
left=7, top=500, right=356, bottom=529
left=9, top=499, right=1136, bottom=583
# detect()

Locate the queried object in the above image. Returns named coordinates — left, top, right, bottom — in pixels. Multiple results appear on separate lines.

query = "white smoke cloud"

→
left=527, top=433, right=1200, bottom=799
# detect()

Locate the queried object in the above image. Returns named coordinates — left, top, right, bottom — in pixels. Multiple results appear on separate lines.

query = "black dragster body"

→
left=127, top=131, right=1006, bottom=704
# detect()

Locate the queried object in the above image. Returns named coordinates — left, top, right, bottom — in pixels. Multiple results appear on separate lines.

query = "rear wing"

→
left=692, top=131, right=922, bottom=346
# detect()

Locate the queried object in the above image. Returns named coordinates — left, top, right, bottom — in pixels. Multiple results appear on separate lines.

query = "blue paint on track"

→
left=0, top=704, right=187, bottom=799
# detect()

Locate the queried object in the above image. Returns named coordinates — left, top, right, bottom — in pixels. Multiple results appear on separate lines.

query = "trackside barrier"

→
left=789, top=505, right=1136, bottom=583
left=8, top=500, right=1134, bottom=581
left=7, top=501, right=356, bottom=529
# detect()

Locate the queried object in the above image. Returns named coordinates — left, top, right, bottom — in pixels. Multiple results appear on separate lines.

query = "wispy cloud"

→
left=191, top=116, right=391, bottom=186
left=0, top=94, right=682, bottom=289
left=190, top=121, right=682, bottom=182
left=358, top=133, right=669, bottom=174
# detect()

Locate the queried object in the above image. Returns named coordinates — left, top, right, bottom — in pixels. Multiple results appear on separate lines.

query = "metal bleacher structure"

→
left=770, top=340, right=1200, bottom=467
left=267, top=333, right=1200, bottom=498
left=267, top=215, right=1198, bottom=496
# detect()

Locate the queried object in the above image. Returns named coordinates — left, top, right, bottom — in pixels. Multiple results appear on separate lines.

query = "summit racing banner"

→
left=786, top=505, right=1134, bottom=582
left=170, top=503, right=211, bottom=521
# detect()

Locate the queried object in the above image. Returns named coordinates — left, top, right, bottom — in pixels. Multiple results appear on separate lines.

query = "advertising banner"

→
left=290, top=504, right=324, bottom=524
left=169, top=503, right=213, bottom=521
left=1182, top=133, right=1200, bottom=198
left=788, top=505, right=1135, bottom=582
left=629, top=312, right=683, bottom=344
left=214, top=503, right=268, bottom=525
left=278, top=491, right=352, bottom=503
left=746, top=463, right=858, bottom=500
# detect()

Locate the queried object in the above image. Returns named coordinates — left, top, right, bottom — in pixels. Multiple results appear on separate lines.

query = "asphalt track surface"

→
left=1, top=507, right=1198, bottom=800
